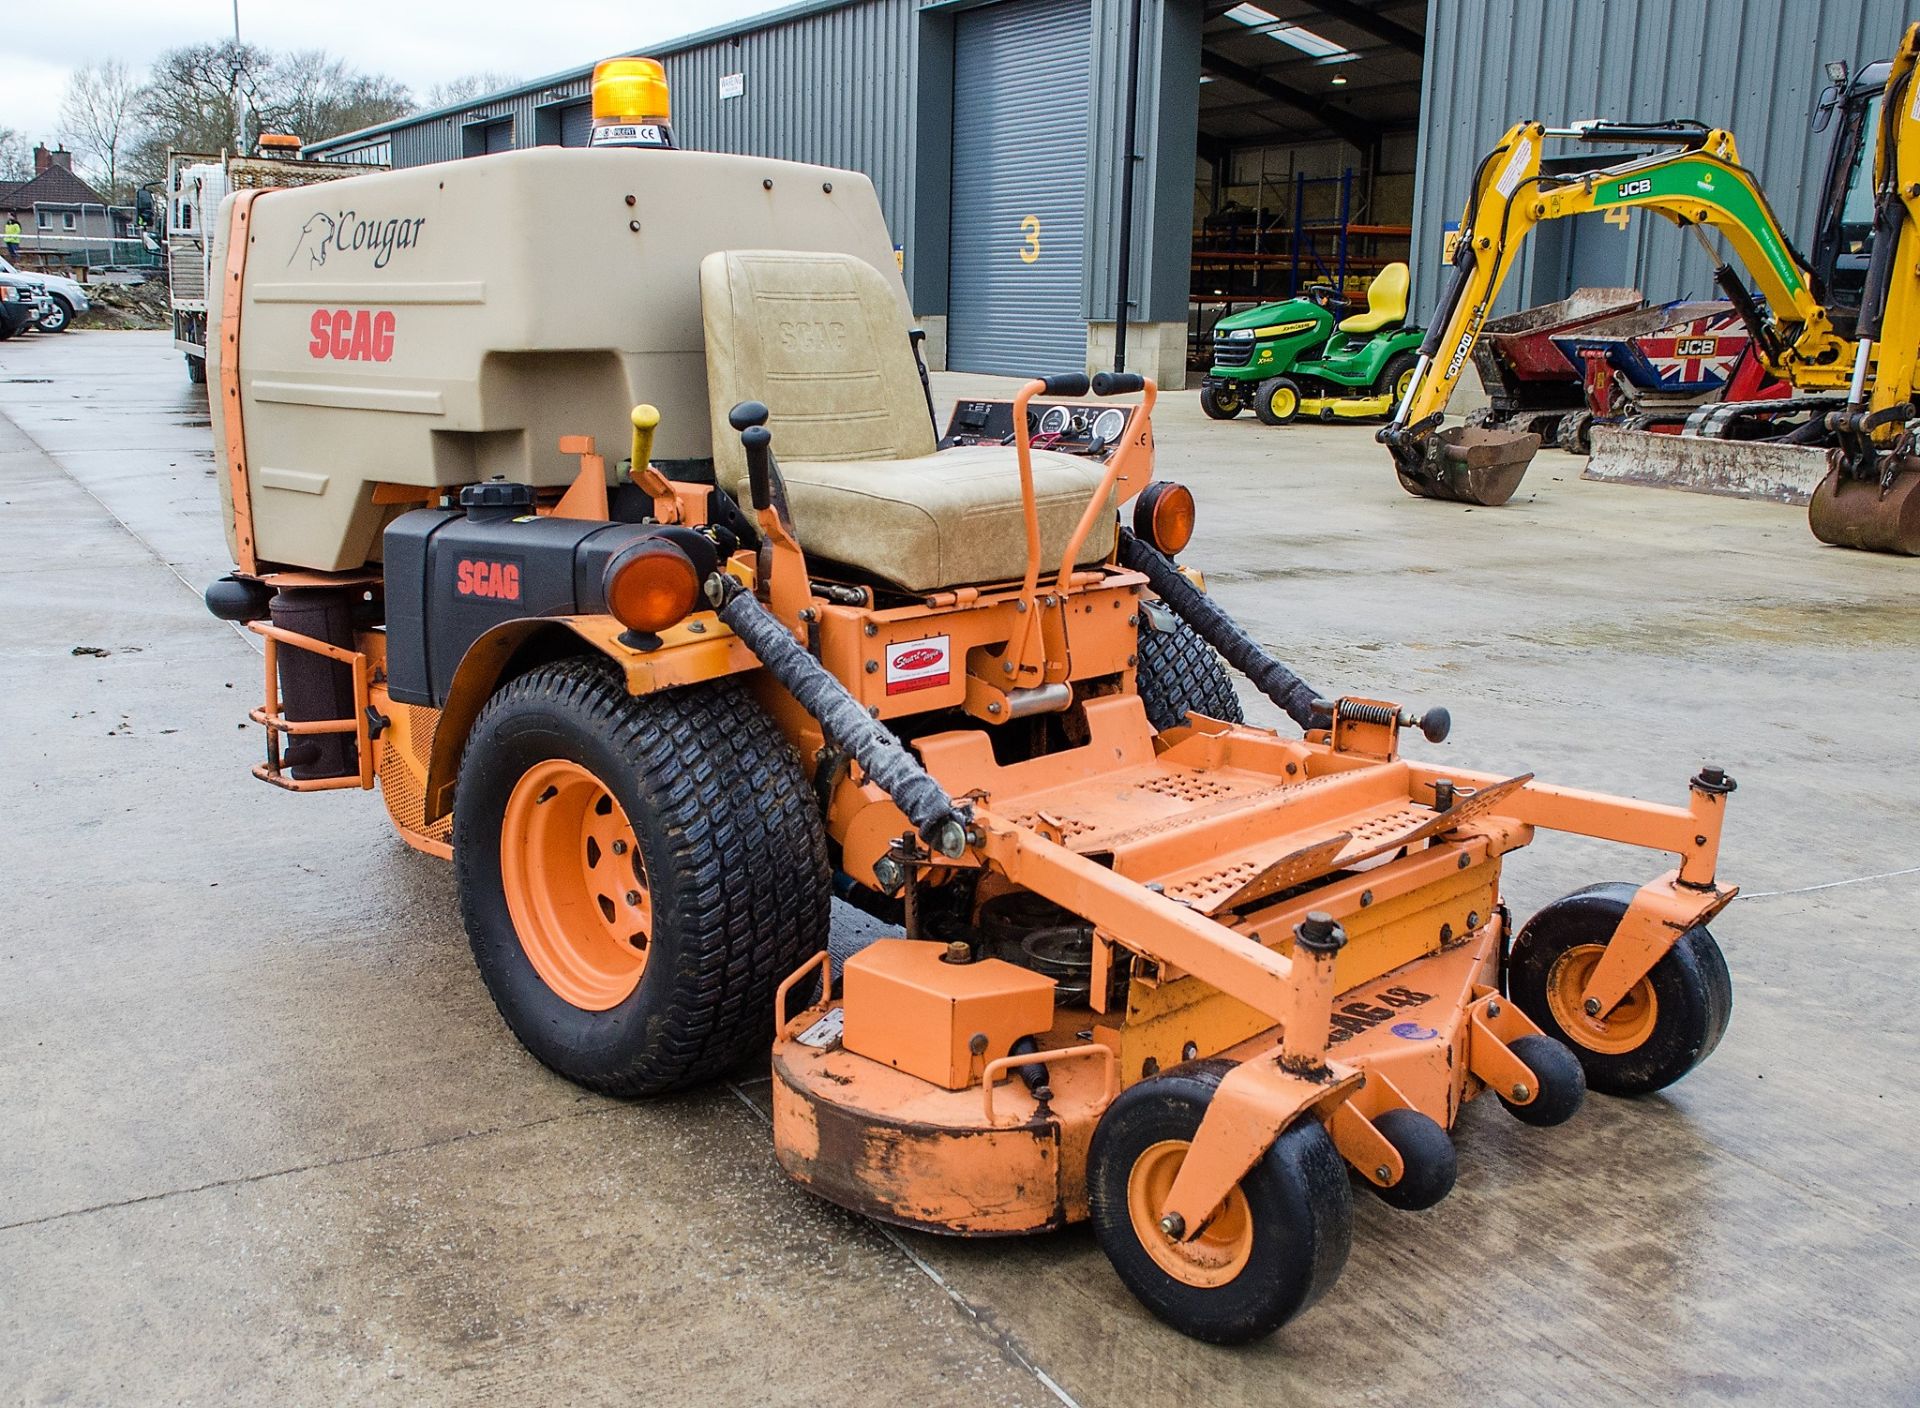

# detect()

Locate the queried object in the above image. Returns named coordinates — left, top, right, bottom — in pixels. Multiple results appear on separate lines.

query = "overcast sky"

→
left=5, top=0, right=782, bottom=144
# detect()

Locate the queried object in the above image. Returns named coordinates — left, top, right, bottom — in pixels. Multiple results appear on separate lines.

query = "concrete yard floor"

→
left=2, top=330, right=1915, bottom=1405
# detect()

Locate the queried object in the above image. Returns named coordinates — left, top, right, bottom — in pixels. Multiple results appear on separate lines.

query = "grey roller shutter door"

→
left=484, top=119, right=514, bottom=155
left=948, top=0, right=1091, bottom=376
left=560, top=103, right=594, bottom=148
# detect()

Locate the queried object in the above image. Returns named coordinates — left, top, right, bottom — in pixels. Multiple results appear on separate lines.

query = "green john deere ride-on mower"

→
left=1247, top=262, right=1424, bottom=427
left=1197, top=281, right=1346, bottom=419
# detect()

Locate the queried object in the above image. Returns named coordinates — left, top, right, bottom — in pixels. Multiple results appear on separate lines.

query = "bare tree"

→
left=59, top=59, right=142, bottom=201
left=262, top=50, right=412, bottom=142
left=0, top=127, right=31, bottom=182
left=424, top=72, right=522, bottom=109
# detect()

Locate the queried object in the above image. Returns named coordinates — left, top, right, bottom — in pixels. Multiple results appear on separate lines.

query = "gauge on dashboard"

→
left=1092, top=408, right=1127, bottom=443
left=1039, top=406, right=1072, bottom=435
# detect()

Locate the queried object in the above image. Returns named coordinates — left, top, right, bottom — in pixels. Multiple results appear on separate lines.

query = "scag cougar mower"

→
left=202, top=60, right=1740, bottom=1344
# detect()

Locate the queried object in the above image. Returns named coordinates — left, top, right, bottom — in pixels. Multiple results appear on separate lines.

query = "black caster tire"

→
left=1366, top=1108, right=1457, bottom=1211
left=1088, top=1061, right=1351, bottom=1344
left=1199, top=383, right=1244, bottom=420
left=1499, top=1035, right=1587, bottom=1127
left=1508, top=881, right=1733, bottom=1096
left=1254, top=376, right=1302, bottom=426
left=186, top=354, right=208, bottom=385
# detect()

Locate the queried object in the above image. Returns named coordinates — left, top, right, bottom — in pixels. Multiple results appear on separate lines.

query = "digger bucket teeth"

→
left=1808, top=458, right=1920, bottom=554
left=1397, top=426, right=1540, bottom=506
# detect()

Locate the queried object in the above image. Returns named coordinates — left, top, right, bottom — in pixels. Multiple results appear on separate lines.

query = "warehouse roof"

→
left=306, top=0, right=853, bottom=154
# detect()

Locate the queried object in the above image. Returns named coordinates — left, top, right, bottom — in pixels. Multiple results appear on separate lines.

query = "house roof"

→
left=0, top=164, right=110, bottom=215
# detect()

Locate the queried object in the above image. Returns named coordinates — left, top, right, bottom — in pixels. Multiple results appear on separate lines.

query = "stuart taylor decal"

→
left=885, top=636, right=952, bottom=695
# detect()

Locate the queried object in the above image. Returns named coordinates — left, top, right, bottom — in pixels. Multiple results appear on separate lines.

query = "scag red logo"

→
left=455, top=558, right=520, bottom=601
left=885, top=636, right=950, bottom=695
left=308, top=308, right=396, bottom=362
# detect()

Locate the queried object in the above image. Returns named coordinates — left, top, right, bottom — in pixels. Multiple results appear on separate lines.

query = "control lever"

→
left=730, top=401, right=775, bottom=511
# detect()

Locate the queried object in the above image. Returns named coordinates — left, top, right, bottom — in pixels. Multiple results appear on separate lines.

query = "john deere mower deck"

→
left=203, top=68, right=1742, bottom=1346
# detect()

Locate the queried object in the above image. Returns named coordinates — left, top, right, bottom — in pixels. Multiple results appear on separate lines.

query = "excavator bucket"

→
left=1396, top=425, right=1540, bottom=506
left=1809, top=459, right=1920, bottom=554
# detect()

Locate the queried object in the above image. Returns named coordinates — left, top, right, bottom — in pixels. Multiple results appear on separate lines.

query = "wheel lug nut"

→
left=625, top=890, right=642, bottom=906
left=611, top=839, right=628, bottom=855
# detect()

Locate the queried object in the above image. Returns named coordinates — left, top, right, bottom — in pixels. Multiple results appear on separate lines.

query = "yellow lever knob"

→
left=630, top=404, right=660, bottom=474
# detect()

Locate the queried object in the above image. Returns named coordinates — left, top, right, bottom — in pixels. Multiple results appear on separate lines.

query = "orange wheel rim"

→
left=1545, top=943, right=1658, bottom=1055
left=1126, top=1140, right=1254, bottom=1288
left=500, top=758, right=651, bottom=1011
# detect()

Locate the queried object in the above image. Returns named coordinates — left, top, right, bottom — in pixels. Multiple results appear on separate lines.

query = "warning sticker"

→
left=884, top=635, right=952, bottom=695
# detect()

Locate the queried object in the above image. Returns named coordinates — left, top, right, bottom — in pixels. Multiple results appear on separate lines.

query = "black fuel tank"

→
left=383, top=501, right=668, bottom=707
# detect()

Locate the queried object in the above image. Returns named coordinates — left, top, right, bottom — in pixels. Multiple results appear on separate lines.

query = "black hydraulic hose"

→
left=709, top=575, right=972, bottom=857
left=1116, top=530, right=1324, bottom=732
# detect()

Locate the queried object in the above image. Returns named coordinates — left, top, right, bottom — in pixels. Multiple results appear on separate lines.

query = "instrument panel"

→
left=940, top=399, right=1134, bottom=458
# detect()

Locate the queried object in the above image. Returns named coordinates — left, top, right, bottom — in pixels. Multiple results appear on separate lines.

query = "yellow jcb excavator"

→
left=1380, top=21, right=1920, bottom=554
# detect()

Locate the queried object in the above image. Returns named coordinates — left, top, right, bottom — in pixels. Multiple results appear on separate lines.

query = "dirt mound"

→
left=76, top=279, right=171, bottom=331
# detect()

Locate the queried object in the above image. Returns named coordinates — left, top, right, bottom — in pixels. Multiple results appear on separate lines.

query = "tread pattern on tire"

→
left=455, top=658, right=830, bottom=1096
left=1137, top=618, right=1244, bottom=733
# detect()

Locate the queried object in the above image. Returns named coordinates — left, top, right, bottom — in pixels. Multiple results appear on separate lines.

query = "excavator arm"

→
left=1381, top=120, right=1851, bottom=504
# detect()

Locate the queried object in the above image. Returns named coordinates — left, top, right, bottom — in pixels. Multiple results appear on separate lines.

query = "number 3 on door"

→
left=1019, top=214, right=1041, bottom=264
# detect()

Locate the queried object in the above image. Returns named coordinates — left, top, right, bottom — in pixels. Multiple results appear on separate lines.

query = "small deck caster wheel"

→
left=1366, top=1109, right=1457, bottom=1211
left=1508, top=882, right=1733, bottom=1096
left=1088, top=1061, right=1351, bottom=1343
left=1498, top=1035, right=1586, bottom=1127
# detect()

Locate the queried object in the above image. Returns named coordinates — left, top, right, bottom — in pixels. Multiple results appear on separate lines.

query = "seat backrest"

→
left=701, top=250, right=937, bottom=496
left=1364, top=262, right=1409, bottom=322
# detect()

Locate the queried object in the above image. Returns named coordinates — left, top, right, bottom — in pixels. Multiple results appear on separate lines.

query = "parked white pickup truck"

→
left=0, top=255, right=89, bottom=333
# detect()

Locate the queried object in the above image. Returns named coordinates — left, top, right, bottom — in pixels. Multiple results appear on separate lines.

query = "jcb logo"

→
left=1676, top=337, right=1717, bottom=356
left=455, top=558, right=520, bottom=601
left=1615, top=178, right=1653, bottom=199
left=309, top=308, right=396, bottom=362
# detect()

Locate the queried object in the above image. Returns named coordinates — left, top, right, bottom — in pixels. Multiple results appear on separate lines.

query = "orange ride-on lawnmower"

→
left=206, top=137, right=1738, bottom=1344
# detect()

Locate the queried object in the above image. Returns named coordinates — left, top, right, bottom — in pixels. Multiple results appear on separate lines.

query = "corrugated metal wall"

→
left=330, top=0, right=1201, bottom=340
left=666, top=0, right=921, bottom=245
left=1411, top=0, right=1910, bottom=317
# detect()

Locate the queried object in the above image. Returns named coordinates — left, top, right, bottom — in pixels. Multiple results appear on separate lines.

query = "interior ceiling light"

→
left=1331, top=73, right=1348, bottom=85
left=1222, top=5, right=1354, bottom=60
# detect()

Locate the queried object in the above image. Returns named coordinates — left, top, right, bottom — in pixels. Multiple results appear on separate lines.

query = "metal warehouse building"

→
left=308, top=0, right=1908, bottom=388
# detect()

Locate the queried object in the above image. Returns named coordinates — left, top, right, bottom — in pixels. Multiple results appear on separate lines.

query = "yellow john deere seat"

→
left=701, top=249, right=1115, bottom=594
left=1337, top=261, right=1410, bottom=335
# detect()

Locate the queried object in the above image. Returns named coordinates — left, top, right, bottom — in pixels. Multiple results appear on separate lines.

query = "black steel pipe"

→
left=710, top=576, right=972, bottom=856
left=1116, top=530, right=1324, bottom=732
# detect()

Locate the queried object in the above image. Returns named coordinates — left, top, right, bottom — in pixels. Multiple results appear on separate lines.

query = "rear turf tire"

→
left=454, top=659, right=830, bottom=1096
left=1254, top=376, right=1302, bottom=426
left=1136, top=616, right=1243, bottom=732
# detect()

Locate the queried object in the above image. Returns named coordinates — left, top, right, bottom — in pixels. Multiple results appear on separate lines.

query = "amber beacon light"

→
left=590, top=59, right=676, bottom=148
